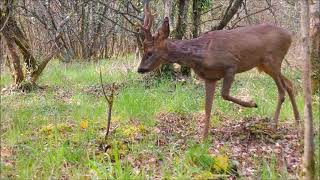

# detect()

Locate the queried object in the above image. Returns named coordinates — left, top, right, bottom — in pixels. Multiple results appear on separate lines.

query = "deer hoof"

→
left=248, top=101, right=258, bottom=108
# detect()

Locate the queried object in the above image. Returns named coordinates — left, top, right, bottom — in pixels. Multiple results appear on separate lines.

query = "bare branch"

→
left=231, top=6, right=273, bottom=28
left=212, top=0, right=244, bottom=30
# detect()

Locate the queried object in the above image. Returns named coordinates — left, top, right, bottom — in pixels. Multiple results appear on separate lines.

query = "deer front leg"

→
left=221, top=68, right=258, bottom=108
left=203, top=80, right=216, bottom=139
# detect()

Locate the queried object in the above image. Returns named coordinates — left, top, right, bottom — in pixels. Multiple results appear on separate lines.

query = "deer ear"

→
left=157, top=17, right=170, bottom=40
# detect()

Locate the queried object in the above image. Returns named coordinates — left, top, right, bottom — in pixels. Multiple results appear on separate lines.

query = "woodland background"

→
left=1, top=0, right=318, bottom=85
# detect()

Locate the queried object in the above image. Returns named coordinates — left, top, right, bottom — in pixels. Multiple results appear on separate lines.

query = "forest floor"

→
left=1, top=56, right=319, bottom=179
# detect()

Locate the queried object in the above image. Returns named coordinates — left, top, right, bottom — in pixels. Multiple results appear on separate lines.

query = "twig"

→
left=0, top=12, right=10, bottom=32
left=212, top=0, right=244, bottom=30
left=231, top=6, right=273, bottom=29
left=0, top=0, right=13, bottom=32
left=200, top=4, right=223, bottom=16
left=283, top=58, right=292, bottom=68
left=242, top=0, right=252, bottom=24
left=99, top=68, right=115, bottom=139
left=265, top=0, right=277, bottom=24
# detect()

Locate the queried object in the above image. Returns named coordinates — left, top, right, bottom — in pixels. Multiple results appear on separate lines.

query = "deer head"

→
left=137, top=3, right=170, bottom=73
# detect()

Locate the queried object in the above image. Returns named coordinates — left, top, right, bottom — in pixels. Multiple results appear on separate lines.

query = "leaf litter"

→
left=93, top=111, right=304, bottom=179
left=155, top=112, right=303, bottom=179
left=0, top=146, right=16, bottom=173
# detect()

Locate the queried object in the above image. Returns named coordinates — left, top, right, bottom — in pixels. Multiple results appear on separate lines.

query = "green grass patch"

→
left=1, top=57, right=319, bottom=179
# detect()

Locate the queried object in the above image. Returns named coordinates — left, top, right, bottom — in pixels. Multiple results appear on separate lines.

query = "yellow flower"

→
left=80, top=120, right=88, bottom=129
left=123, top=125, right=139, bottom=137
left=213, top=155, right=229, bottom=172
left=39, top=124, right=54, bottom=135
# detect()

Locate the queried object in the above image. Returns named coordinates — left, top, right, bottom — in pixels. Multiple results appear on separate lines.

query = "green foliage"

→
left=259, top=154, right=288, bottom=180
left=185, top=144, right=214, bottom=171
left=199, top=0, right=213, bottom=11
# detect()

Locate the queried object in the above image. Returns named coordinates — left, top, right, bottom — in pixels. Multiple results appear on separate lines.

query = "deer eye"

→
left=147, top=52, right=153, bottom=57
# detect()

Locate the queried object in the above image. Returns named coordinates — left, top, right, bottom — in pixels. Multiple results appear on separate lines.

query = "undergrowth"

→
left=0, top=57, right=319, bottom=179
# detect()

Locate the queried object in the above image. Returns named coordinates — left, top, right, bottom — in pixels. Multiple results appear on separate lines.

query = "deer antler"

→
left=143, top=2, right=153, bottom=30
left=141, top=2, right=154, bottom=40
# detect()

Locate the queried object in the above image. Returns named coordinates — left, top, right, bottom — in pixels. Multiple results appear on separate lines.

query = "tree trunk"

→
left=176, top=0, right=190, bottom=39
left=300, top=0, right=315, bottom=179
left=111, top=32, right=116, bottom=57
left=192, top=0, right=201, bottom=38
left=89, top=6, right=107, bottom=58
left=176, top=0, right=191, bottom=76
left=1, top=3, right=24, bottom=85
left=310, top=0, right=320, bottom=93
left=0, top=32, right=4, bottom=64
left=3, top=34, right=24, bottom=84
left=212, top=0, right=244, bottom=30
left=159, top=0, right=175, bottom=78
left=4, top=15, right=38, bottom=72
left=163, top=0, right=172, bottom=18
left=80, top=5, right=88, bottom=59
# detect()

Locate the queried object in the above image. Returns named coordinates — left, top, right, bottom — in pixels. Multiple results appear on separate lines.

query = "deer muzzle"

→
left=137, top=67, right=148, bottom=74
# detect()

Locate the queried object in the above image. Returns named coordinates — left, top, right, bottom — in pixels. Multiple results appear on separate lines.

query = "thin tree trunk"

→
left=0, top=32, right=4, bottom=64
left=192, top=0, right=201, bottom=38
left=310, top=0, right=320, bottom=93
left=176, top=0, right=191, bottom=76
left=3, top=34, right=24, bottom=84
left=3, top=15, right=37, bottom=72
left=300, top=0, right=315, bottom=179
left=163, top=0, right=172, bottom=18
left=104, top=36, right=108, bottom=59
left=80, top=5, right=87, bottom=59
left=159, top=0, right=175, bottom=78
left=111, top=32, right=116, bottom=57
left=176, top=0, right=190, bottom=39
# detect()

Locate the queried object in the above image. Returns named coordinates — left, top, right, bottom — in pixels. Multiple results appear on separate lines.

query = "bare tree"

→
left=1, top=0, right=61, bottom=89
left=300, top=0, right=315, bottom=179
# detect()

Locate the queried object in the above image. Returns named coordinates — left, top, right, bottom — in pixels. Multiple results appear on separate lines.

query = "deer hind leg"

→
left=271, top=75, right=286, bottom=128
left=221, top=68, right=258, bottom=108
left=280, top=75, right=301, bottom=126
left=260, top=60, right=287, bottom=128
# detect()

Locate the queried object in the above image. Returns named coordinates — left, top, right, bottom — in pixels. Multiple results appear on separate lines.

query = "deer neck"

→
left=164, top=39, right=206, bottom=68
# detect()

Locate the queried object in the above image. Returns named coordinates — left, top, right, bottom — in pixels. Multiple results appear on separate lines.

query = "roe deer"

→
left=137, top=3, right=300, bottom=139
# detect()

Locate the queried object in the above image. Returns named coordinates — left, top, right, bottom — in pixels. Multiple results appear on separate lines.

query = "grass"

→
left=1, top=56, right=319, bottom=179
